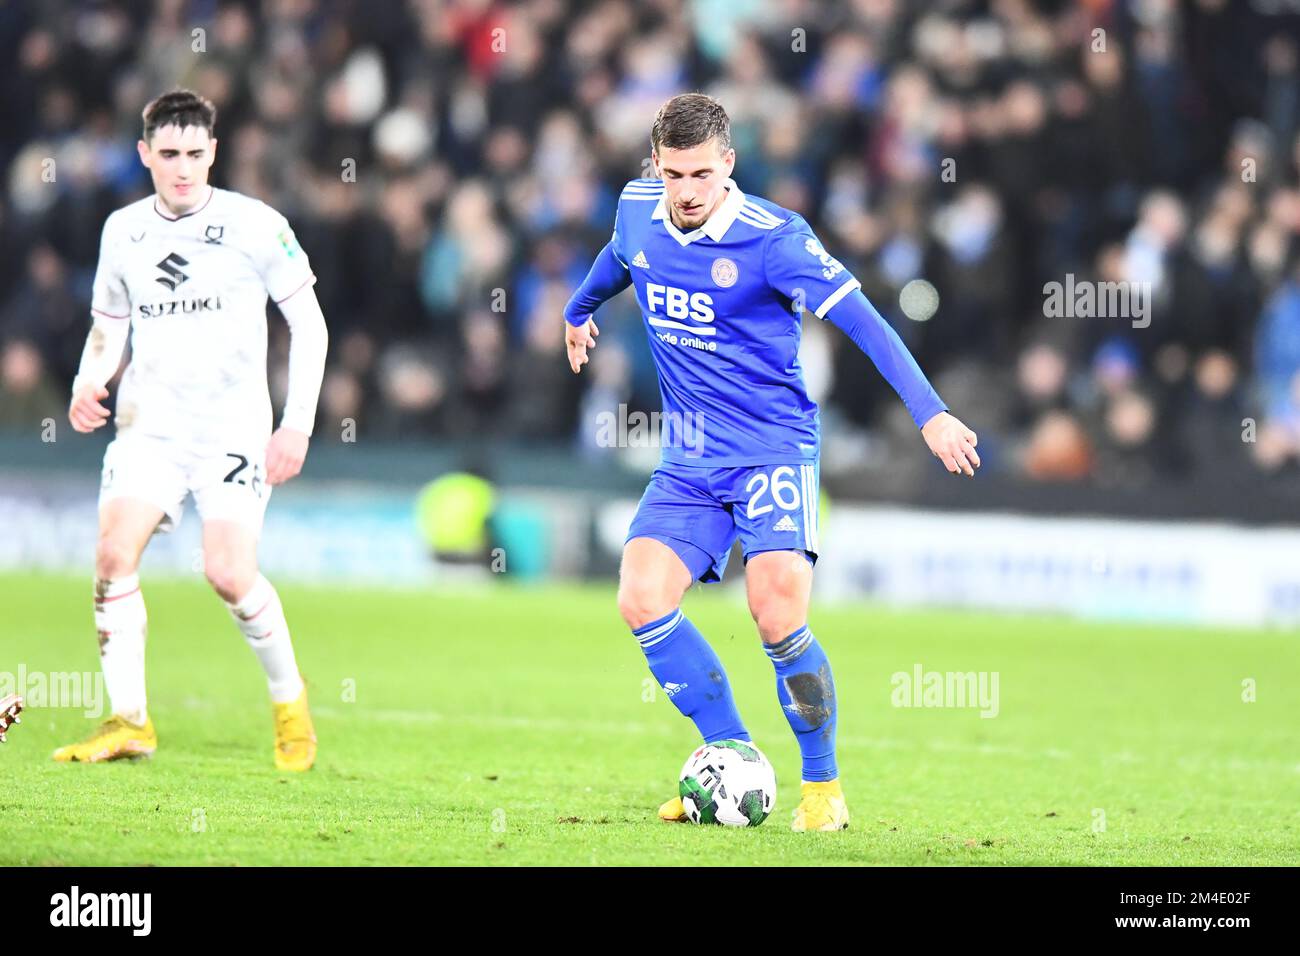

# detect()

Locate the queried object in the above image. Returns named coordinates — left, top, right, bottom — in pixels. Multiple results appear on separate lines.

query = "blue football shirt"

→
left=565, top=176, right=946, bottom=466
left=607, top=177, right=864, bottom=466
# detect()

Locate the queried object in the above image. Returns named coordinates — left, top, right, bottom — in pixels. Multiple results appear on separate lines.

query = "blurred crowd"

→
left=3, top=0, right=1300, bottom=490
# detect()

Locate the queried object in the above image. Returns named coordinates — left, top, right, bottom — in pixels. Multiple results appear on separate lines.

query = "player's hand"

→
left=565, top=317, right=599, bottom=374
left=266, top=427, right=310, bottom=486
left=921, top=411, right=980, bottom=478
left=69, top=383, right=111, bottom=433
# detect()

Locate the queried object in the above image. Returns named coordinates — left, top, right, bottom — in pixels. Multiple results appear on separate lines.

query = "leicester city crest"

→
left=711, top=257, right=738, bottom=288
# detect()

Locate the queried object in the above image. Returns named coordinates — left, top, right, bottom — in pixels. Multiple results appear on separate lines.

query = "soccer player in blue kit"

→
left=564, top=94, right=980, bottom=830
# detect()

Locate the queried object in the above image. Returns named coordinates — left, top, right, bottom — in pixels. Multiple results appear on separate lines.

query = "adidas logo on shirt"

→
left=772, top=514, right=798, bottom=532
left=663, top=681, right=687, bottom=698
left=632, top=250, right=649, bottom=268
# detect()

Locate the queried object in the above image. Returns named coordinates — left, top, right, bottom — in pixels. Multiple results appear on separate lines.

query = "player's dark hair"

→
left=142, top=89, right=217, bottom=142
left=651, top=93, right=731, bottom=155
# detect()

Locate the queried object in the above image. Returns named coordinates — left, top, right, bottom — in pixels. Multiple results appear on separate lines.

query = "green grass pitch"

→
left=2, top=571, right=1296, bottom=865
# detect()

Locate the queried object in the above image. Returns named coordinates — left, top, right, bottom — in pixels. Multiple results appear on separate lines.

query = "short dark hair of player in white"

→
left=142, top=88, right=217, bottom=143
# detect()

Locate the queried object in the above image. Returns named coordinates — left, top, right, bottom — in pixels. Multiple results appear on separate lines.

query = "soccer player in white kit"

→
left=53, top=90, right=329, bottom=771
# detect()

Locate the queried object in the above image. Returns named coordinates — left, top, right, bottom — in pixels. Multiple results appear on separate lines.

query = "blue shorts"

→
left=626, top=461, right=821, bottom=583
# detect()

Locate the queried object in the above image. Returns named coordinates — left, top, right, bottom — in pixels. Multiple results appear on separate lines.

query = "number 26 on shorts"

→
left=745, top=465, right=803, bottom=519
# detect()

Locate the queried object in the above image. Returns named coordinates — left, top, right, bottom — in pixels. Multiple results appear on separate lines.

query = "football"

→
left=678, top=739, right=776, bottom=827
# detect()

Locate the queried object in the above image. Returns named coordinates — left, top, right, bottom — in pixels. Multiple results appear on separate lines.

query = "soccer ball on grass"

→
left=678, top=739, right=776, bottom=827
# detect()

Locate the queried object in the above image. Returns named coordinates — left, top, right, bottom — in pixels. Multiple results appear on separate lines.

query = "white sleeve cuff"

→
left=73, top=312, right=131, bottom=394
left=280, top=408, right=317, bottom=436
left=813, top=278, right=862, bottom=319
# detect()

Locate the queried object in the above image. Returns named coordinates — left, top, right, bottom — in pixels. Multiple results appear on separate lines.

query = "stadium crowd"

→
left=2, top=0, right=1300, bottom=489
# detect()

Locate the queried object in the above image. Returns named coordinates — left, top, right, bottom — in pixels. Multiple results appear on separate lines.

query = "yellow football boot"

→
left=272, top=684, right=316, bottom=772
left=52, top=714, right=156, bottom=763
left=790, top=779, right=850, bottom=832
left=658, top=795, right=689, bottom=822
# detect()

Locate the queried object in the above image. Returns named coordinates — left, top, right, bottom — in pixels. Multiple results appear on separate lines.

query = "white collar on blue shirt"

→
left=652, top=178, right=745, bottom=246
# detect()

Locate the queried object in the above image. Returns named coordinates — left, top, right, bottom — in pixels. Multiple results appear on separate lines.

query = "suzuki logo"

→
left=155, top=252, right=190, bottom=290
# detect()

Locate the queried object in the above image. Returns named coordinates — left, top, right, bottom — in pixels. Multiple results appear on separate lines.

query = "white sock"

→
left=94, top=574, right=148, bottom=725
left=226, top=574, right=303, bottom=703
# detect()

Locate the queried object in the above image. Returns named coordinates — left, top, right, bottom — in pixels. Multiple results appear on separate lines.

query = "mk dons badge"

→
left=711, top=257, right=738, bottom=288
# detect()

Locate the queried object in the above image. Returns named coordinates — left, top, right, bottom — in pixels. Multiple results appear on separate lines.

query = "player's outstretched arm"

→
left=562, top=241, right=631, bottom=374
left=763, top=216, right=979, bottom=476
left=827, top=288, right=979, bottom=477
left=68, top=316, right=130, bottom=433
left=267, top=286, right=328, bottom=485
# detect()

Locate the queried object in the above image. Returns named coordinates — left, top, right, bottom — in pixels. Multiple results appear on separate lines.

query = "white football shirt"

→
left=90, top=186, right=316, bottom=445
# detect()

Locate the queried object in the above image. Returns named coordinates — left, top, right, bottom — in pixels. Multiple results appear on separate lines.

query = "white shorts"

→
left=99, top=433, right=272, bottom=536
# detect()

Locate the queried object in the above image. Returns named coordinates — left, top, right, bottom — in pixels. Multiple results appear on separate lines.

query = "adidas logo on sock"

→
left=632, top=250, right=649, bottom=268
left=772, top=514, right=798, bottom=532
left=663, top=681, right=687, bottom=698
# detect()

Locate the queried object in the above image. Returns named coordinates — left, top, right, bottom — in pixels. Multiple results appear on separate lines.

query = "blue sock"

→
left=634, top=609, right=749, bottom=744
left=766, top=626, right=838, bottom=781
